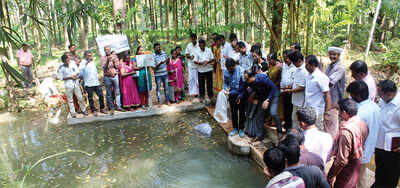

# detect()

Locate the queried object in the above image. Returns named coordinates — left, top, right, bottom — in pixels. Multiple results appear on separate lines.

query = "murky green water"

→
left=0, top=111, right=267, bottom=187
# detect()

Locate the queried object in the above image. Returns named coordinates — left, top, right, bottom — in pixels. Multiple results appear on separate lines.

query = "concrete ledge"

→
left=67, top=102, right=205, bottom=125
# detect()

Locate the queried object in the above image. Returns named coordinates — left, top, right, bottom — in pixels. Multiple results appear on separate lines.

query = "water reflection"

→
left=0, top=111, right=267, bottom=187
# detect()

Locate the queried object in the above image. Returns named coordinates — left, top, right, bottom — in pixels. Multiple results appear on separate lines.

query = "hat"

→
left=328, top=46, right=343, bottom=54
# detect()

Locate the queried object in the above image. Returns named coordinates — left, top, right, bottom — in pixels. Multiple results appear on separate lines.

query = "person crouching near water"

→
left=224, top=58, right=246, bottom=138
left=58, top=53, right=88, bottom=118
left=239, top=66, right=280, bottom=142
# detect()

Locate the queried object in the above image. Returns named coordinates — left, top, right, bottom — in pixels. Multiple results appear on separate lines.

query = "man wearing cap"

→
left=324, top=46, right=346, bottom=138
left=16, top=43, right=34, bottom=88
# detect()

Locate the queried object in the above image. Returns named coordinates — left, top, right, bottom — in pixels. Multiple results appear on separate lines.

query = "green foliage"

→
left=378, top=39, right=400, bottom=67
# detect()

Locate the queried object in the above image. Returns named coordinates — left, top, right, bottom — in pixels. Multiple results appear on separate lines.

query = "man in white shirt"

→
left=296, top=107, right=333, bottom=164
left=185, top=33, right=200, bottom=98
left=237, top=41, right=253, bottom=71
left=304, top=55, right=331, bottom=131
left=346, top=80, right=380, bottom=188
left=280, top=50, right=296, bottom=130
left=281, top=50, right=308, bottom=129
left=79, top=51, right=106, bottom=116
left=58, top=53, right=88, bottom=118
left=349, top=60, right=377, bottom=101
left=194, top=39, right=214, bottom=103
left=372, top=80, right=400, bottom=188
left=220, top=35, right=237, bottom=70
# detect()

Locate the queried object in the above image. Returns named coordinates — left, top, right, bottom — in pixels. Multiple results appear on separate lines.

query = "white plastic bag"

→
left=213, top=91, right=228, bottom=123
left=194, top=123, right=212, bottom=137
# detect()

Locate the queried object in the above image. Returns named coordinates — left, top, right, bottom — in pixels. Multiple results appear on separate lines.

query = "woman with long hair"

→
left=167, top=49, right=185, bottom=102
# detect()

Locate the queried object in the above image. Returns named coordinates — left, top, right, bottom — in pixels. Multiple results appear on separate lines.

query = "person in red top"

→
left=16, top=43, right=34, bottom=88
left=328, top=98, right=369, bottom=188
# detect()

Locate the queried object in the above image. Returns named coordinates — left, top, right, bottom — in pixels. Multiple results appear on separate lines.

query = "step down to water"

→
left=67, top=102, right=205, bottom=125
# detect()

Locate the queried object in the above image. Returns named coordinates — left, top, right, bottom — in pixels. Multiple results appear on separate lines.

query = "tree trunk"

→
left=365, top=0, right=382, bottom=59
left=254, top=0, right=279, bottom=51
left=173, top=0, right=178, bottom=45
left=193, top=0, right=197, bottom=28
left=91, top=17, right=97, bottom=46
left=139, top=0, right=145, bottom=29
left=148, top=0, right=155, bottom=29
left=230, top=0, right=234, bottom=33
left=1, top=0, right=14, bottom=63
left=63, top=0, right=69, bottom=50
left=80, top=17, right=89, bottom=51
left=165, top=0, right=170, bottom=42
left=160, top=0, right=163, bottom=31
left=113, top=0, right=126, bottom=32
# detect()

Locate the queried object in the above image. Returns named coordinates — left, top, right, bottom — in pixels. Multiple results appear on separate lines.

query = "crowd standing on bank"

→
left=17, top=31, right=399, bottom=187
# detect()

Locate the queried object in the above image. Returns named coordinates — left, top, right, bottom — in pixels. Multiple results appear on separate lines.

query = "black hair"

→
left=244, top=67, right=257, bottom=78
left=175, top=45, right=182, bottom=50
left=279, top=136, right=300, bottom=165
left=61, top=54, right=68, bottom=63
left=268, top=52, right=278, bottom=61
left=250, top=45, right=260, bottom=53
left=68, top=44, right=75, bottom=49
left=296, top=107, right=316, bottom=126
left=215, top=35, right=223, bottom=41
left=212, top=32, right=218, bottom=36
left=123, top=51, right=131, bottom=58
left=283, top=49, right=291, bottom=56
left=229, top=33, right=237, bottom=41
left=252, top=48, right=263, bottom=57
left=170, top=48, right=175, bottom=55
left=198, top=39, right=206, bottom=44
left=153, top=42, right=160, bottom=48
left=22, top=43, right=29, bottom=47
left=190, top=33, right=197, bottom=39
left=378, top=80, right=397, bottom=93
left=350, top=60, right=368, bottom=74
left=219, top=35, right=225, bottom=40
left=287, top=127, right=305, bottom=145
left=290, top=43, right=301, bottom=51
left=83, top=50, right=91, bottom=57
left=346, top=80, right=369, bottom=102
left=237, top=41, right=246, bottom=49
left=225, top=58, right=236, bottom=68
left=263, top=147, right=286, bottom=175
left=287, top=50, right=304, bottom=63
left=305, top=55, right=320, bottom=67
left=135, top=46, right=142, bottom=55
left=338, top=98, right=359, bottom=117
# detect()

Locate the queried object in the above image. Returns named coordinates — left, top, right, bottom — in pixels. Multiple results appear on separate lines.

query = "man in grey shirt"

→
left=324, top=46, right=346, bottom=138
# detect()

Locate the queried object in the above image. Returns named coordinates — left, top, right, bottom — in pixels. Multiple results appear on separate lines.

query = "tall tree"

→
left=271, top=0, right=284, bottom=52
left=112, top=0, right=126, bottom=32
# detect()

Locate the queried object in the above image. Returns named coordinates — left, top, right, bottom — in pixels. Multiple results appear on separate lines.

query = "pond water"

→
left=0, top=111, right=267, bottom=187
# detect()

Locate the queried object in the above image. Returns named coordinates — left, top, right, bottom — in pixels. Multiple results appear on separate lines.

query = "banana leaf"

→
left=0, top=61, right=27, bottom=87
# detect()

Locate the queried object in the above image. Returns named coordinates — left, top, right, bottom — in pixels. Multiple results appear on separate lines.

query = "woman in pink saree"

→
left=120, top=51, right=140, bottom=110
left=167, top=49, right=184, bottom=102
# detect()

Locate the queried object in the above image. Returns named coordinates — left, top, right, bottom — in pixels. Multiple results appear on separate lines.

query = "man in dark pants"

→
left=372, top=80, right=400, bottom=188
left=223, top=58, right=246, bottom=137
left=280, top=49, right=296, bottom=130
left=79, top=51, right=107, bottom=116
left=194, top=39, right=215, bottom=103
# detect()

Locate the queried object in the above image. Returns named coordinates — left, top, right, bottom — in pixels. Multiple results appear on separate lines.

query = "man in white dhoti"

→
left=185, top=33, right=200, bottom=99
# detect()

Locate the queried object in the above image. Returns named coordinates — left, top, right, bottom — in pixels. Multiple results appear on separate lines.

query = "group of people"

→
left=56, top=43, right=189, bottom=118
left=18, top=31, right=399, bottom=187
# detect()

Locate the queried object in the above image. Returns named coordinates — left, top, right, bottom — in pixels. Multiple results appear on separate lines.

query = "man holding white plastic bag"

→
left=223, top=58, right=247, bottom=138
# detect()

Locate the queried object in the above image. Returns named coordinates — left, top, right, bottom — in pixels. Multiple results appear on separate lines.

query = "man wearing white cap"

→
left=324, top=46, right=346, bottom=138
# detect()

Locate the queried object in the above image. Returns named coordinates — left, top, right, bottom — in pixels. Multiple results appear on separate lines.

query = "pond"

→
left=0, top=110, right=268, bottom=187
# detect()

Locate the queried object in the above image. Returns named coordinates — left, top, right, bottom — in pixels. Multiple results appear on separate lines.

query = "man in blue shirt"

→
left=223, top=58, right=246, bottom=137
left=346, top=80, right=381, bottom=188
